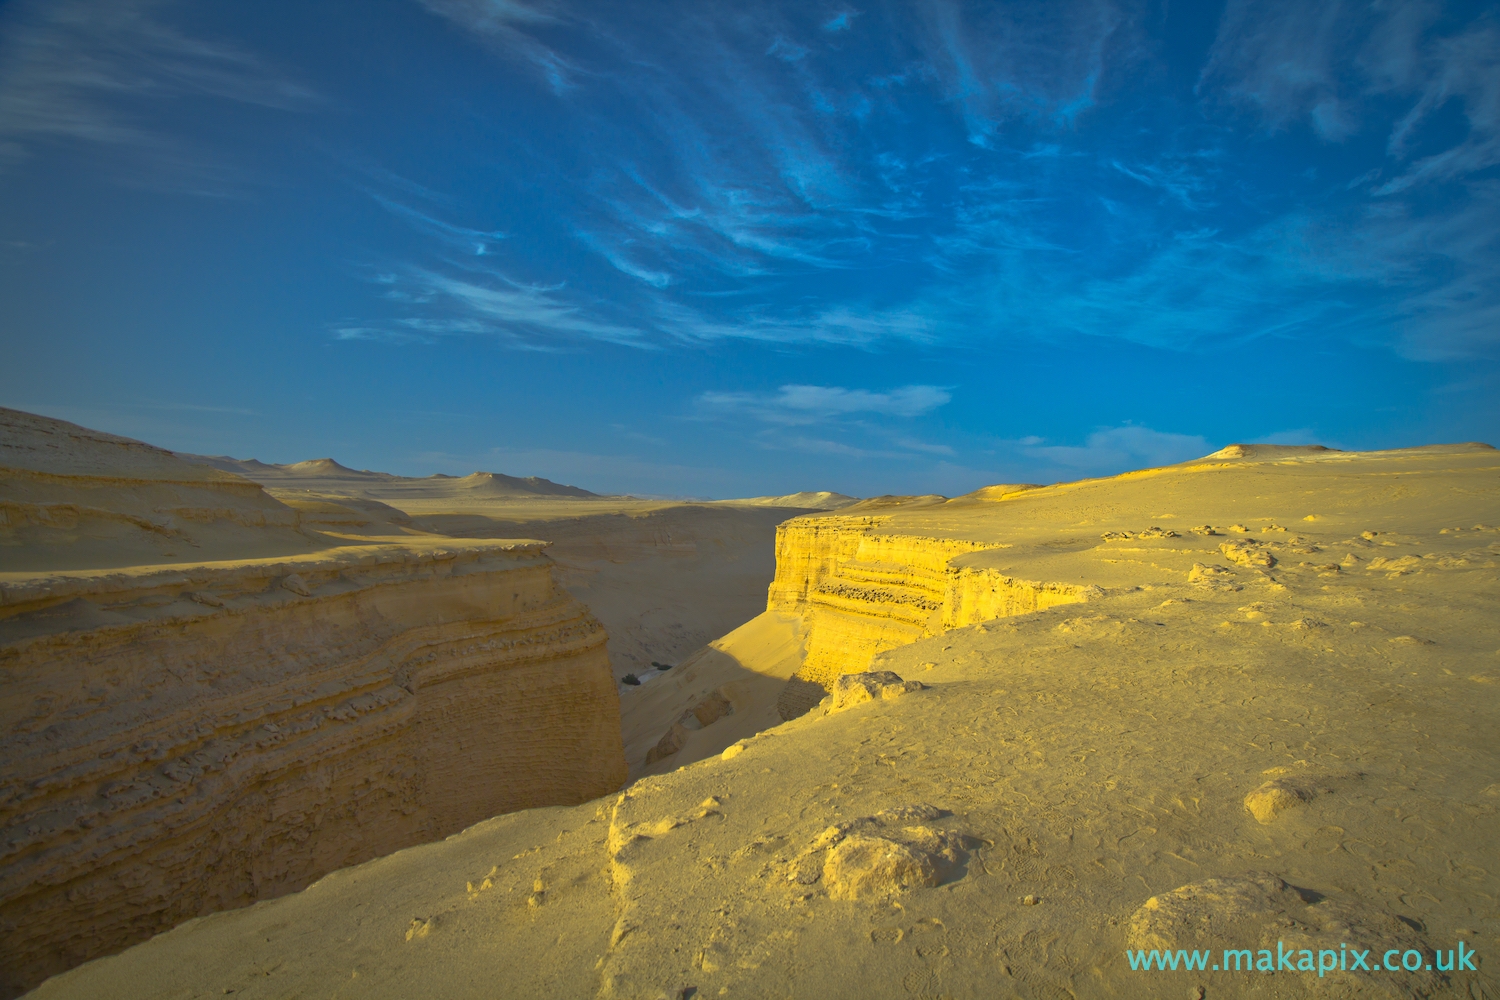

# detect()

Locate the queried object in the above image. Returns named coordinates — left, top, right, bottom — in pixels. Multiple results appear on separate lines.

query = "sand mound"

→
left=722, top=491, right=859, bottom=510
left=450, top=471, right=597, bottom=497
left=1, top=408, right=310, bottom=574
left=959, top=482, right=1044, bottom=501
left=3, top=409, right=242, bottom=482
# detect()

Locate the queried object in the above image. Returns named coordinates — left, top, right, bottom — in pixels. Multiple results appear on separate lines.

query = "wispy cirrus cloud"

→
left=693, top=381, right=958, bottom=465
left=416, top=0, right=579, bottom=94
left=698, top=383, right=952, bottom=425
left=0, top=0, right=316, bottom=178
left=1203, top=0, right=1500, bottom=192
left=367, top=193, right=508, bottom=257
left=339, top=268, right=644, bottom=348
left=353, top=0, right=1500, bottom=363
left=916, top=0, right=1129, bottom=144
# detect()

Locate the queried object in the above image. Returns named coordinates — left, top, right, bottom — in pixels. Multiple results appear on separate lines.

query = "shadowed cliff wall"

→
left=0, top=409, right=628, bottom=998
left=0, top=545, right=624, bottom=997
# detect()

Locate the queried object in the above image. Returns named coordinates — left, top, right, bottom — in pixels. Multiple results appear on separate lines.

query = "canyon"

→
left=11, top=415, right=1500, bottom=999
left=0, top=409, right=825, bottom=996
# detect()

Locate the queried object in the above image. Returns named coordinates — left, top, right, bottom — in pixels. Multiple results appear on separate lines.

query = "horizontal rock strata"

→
left=0, top=410, right=627, bottom=998
left=767, top=517, right=1091, bottom=707
left=0, top=544, right=624, bottom=996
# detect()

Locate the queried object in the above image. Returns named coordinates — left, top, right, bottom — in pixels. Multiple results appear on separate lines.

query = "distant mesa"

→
left=838, top=494, right=950, bottom=512
left=453, top=471, right=598, bottom=498
left=1202, top=441, right=1494, bottom=462
left=1204, top=444, right=1336, bottom=461
left=281, top=457, right=385, bottom=478
left=2, top=408, right=246, bottom=485
left=175, top=453, right=600, bottom=498
left=728, top=491, right=860, bottom=510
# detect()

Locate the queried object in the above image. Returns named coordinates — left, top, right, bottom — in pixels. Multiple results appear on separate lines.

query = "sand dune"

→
left=716, top=491, right=860, bottom=510
left=30, top=440, right=1499, bottom=999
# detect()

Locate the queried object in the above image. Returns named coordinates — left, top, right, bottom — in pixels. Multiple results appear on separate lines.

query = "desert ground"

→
left=6, top=410, right=1498, bottom=999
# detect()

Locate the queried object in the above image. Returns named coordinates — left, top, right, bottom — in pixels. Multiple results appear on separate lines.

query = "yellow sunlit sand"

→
left=9, top=407, right=1496, bottom=998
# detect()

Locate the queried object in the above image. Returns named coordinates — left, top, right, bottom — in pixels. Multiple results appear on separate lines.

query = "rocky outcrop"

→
left=766, top=515, right=1093, bottom=706
left=0, top=410, right=626, bottom=998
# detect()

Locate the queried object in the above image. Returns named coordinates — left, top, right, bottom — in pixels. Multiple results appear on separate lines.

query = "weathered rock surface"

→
left=766, top=513, right=1096, bottom=716
left=823, top=670, right=924, bottom=713
left=0, top=410, right=626, bottom=997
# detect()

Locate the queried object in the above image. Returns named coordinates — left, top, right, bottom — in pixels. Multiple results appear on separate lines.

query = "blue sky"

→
left=1, top=0, right=1497, bottom=497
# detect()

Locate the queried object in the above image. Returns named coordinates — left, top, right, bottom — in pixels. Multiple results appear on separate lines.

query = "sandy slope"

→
left=33, top=442, right=1499, bottom=1000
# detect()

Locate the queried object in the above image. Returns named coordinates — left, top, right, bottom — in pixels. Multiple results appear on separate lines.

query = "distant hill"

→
left=722, top=491, right=860, bottom=510
left=176, top=454, right=600, bottom=498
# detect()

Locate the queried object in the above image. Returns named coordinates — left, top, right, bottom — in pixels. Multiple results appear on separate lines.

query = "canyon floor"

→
left=29, top=441, right=1500, bottom=999
left=169, top=452, right=848, bottom=777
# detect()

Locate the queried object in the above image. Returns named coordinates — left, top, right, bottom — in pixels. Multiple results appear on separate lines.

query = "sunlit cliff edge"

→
left=22, top=436, right=1500, bottom=1000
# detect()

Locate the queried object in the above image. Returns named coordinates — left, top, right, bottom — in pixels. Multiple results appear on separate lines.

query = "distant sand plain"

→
left=9, top=411, right=1499, bottom=999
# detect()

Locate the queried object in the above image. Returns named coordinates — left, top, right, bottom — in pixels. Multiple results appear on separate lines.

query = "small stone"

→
left=721, top=742, right=746, bottom=760
left=1191, top=987, right=1205, bottom=1000
left=826, top=672, right=925, bottom=713
left=280, top=574, right=312, bottom=597
left=1022, top=894, right=1039, bottom=906
left=1244, top=779, right=1315, bottom=823
left=823, top=834, right=937, bottom=900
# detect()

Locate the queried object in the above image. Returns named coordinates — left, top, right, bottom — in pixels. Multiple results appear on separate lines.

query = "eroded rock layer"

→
left=0, top=410, right=626, bottom=997
left=767, top=515, right=1091, bottom=696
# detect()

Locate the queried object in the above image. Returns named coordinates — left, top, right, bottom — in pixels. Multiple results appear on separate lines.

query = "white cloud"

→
left=415, top=0, right=578, bottom=94
left=658, top=302, right=939, bottom=346
left=348, top=269, right=647, bottom=348
left=1020, top=425, right=1211, bottom=472
left=698, top=383, right=952, bottom=424
left=1203, top=1, right=1500, bottom=191
left=0, top=0, right=316, bottom=169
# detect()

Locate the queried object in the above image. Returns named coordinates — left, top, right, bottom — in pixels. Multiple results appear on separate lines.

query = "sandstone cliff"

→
left=767, top=510, right=1094, bottom=714
left=0, top=409, right=626, bottom=997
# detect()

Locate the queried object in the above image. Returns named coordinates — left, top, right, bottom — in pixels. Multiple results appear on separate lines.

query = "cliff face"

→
left=767, top=515, right=1091, bottom=695
left=0, top=410, right=626, bottom=998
